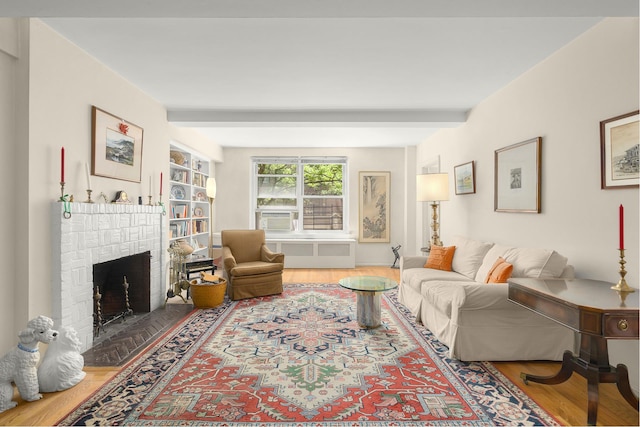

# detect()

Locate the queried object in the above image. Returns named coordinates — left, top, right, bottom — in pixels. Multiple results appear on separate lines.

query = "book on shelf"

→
left=172, top=204, right=188, bottom=219
left=171, top=169, right=188, bottom=183
left=170, top=220, right=189, bottom=238
left=192, top=172, right=206, bottom=188
left=192, top=219, right=208, bottom=234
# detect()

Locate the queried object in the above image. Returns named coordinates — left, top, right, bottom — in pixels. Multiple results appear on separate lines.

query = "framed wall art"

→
left=91, top=106, right=144, bottom=183
left=600, top=110, right=639, bottom=189
left=454, top=161, right=476, bottom=195
left=358, top=171, right=390, bottom=243
left=494, top=137, right=541, bottom=213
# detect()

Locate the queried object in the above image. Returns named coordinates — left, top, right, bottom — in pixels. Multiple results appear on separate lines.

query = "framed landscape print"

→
left=600, top=110, right=639, bottom=189
left=494, top=137, right=541, bottom=213
left=358, top=171, right=390, bottom=243
left=91, top=106, right=144, bottom=183
left=454, top=161, right=476, bottom=195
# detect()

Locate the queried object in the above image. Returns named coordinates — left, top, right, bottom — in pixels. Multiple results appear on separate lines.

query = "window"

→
left=253, top=157, right=347, bottom=232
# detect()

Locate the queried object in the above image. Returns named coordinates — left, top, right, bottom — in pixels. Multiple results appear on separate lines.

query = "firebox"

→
left=92, top=251, right=151, bottom=335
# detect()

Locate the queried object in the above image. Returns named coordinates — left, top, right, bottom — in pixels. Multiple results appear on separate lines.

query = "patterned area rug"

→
left=58, top=284, right=559, bottom=426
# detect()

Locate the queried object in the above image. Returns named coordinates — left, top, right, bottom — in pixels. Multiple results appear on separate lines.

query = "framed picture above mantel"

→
left=91, top=106, right=144, bottom=183
left=600, top=110, right=639, bottom=189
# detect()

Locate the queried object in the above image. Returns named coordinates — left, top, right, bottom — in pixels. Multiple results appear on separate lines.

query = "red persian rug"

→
left=57, top=284, right=559, bottom=426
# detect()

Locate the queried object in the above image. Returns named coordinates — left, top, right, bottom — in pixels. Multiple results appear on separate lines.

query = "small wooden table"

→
left=508, top=278, right=639, bottom=426
left=184, top=257, right=216, bottom=280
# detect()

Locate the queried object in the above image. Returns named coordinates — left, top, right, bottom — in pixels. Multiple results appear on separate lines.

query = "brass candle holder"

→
left=147, top=195, right=153, bottom=206
left=59, top=181, right=66, bottom=201
left=611, top=249, right=635, bottom=293
left=85, top=189, right=94, bottom=203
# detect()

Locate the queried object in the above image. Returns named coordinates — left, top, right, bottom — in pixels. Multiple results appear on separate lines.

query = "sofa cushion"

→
left=422, top=281, right=468, bottom=317
left=475, top=244, right=512, bottom=282
left=484, top=257, right=513, bottom=283
left=403, top=268, right=473, bottom=294
left=450, top=236, right=494, bottom=280
left=503, top=248, right=568, bottom=278
left=425, top=245, right=456, bottom=271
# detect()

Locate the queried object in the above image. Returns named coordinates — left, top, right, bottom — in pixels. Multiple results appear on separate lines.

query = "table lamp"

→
left=206, top=177, right=217, bottom=259
left=417, top=173, right=449, bottom=247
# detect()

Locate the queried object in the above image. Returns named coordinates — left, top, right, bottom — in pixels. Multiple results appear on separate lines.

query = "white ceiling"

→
left=4, top=1, right=638, bottom=147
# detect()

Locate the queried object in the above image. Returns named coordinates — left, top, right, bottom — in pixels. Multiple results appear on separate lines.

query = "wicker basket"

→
left=190, top=278, right=227, bottom=308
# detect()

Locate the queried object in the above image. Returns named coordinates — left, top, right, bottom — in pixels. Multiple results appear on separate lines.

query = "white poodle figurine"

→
left=0, top=315, right=58, bottom=413
left=38, top=326, right=86, bottom=393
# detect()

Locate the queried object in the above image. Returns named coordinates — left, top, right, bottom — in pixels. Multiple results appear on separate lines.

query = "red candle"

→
left=619, top=204, right=624, bottom=250
left=160, top=172, right=163, bottom=196
left=60, top=147, right=65, bottom=182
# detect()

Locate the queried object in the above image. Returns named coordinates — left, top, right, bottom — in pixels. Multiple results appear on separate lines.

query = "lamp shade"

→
left=417, top=173, right=449, bottom=202
left=206, top=177, right=217, bottom=198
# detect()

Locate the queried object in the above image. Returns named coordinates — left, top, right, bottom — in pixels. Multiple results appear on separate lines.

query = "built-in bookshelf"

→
left=169, top=142, right=211, bottom=255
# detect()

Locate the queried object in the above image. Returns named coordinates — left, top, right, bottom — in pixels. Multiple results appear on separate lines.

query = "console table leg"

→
left=586, top=366, right=600, bottom=426
left=615, top=364, right=640, bottom=411
left=521, top=350, right=575, bottom=385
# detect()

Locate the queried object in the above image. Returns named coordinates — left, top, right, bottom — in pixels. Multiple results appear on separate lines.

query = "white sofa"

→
left=398, top=236, right=576, bottom=361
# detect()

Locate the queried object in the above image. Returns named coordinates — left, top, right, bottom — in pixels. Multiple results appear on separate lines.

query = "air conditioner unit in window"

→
left=259, top=212, right=292, bottom=231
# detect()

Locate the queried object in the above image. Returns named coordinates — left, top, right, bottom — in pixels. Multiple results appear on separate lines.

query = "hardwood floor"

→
left=0, top=267, right=637, bottom=426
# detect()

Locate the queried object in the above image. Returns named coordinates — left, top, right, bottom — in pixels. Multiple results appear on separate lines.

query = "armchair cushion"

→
left=230, top=261, right=284, bottom=277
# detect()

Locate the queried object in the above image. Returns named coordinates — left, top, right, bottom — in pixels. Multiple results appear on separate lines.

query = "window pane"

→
left=257, top=163, right=297, bottom=175
left=257, top=198, right=297, bottom=208
left=303, top=164, right=343, bottom=196
left=257, top=176, right=296, bottom=198
left=303, top=198, right=343, bottom=230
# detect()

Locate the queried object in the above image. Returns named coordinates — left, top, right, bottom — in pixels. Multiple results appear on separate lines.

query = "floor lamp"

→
left=416, top=173, right=449, bottom=247
left=206, top=177, right=217, bottom=259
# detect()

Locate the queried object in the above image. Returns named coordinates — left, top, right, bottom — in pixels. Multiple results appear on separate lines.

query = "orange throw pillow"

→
left=484, top=257, right=513, bottom=283
left=424, top=245, right=456, bottom=271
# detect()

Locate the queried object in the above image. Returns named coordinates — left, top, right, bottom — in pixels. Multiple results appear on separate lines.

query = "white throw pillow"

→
left=450, top=236, right=495, bottom=280
left=503, top=247, right=569, bottom=278
left=474, top=244, right=512, bottom=282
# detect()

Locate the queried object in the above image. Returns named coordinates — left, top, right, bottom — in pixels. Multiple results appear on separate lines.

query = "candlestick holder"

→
left=158, top=193, right=167, bottom=215
left=611, top=249, right=635, bottom=293
left=157, top=199, right=166, bottom=216
left=85, top=189, right=94, bottom=203
left=59, top=181, right=71, bottom=219
left=147, top=195, right=153, bottom=206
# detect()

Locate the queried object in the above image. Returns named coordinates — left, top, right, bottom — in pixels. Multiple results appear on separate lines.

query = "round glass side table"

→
left=338, top=275, right=398, bottom=328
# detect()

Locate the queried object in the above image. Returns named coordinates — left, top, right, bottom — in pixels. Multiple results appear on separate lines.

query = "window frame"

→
left=252, top=156, right=348, bottom=235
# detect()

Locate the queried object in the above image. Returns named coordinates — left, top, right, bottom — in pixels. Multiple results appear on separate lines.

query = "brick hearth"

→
left=83, top=303, right=193, bottom=366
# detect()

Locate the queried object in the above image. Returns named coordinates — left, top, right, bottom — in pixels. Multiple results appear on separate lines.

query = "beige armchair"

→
left=221, top=229, right=285, bottom=300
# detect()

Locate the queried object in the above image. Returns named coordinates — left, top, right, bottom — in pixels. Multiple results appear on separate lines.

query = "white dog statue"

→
left=0, top=315, right=58, bottom=413
left=38, top=326, right=86, bottom=393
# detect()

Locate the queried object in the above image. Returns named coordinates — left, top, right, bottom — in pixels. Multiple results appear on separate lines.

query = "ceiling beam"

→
left=3, top=0, right=638, bottom=18
left=167, top=109, right=468, bottom=128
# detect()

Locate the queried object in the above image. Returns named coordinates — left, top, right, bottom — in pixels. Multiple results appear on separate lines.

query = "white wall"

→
left=416, top=18, right=639, bottom=391
left=0, top=18, right=223, bottom=355
left=0, top=18, right=21, bottom=351
left=215, top=147, right=408, bottom=266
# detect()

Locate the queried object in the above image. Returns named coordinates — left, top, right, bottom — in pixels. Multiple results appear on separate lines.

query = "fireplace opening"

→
left=93, top=251, right=151, bottom=336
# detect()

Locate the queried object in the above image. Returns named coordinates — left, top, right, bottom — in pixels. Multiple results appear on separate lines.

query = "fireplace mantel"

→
left=51, top=202, right=166, bottom=352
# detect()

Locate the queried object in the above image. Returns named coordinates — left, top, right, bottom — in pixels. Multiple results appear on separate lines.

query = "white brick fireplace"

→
left=51, top=202, right=166, bottom=352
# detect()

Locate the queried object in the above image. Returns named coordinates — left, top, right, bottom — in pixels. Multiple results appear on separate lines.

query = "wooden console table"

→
left=508, top=278, right=639, bottom=426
